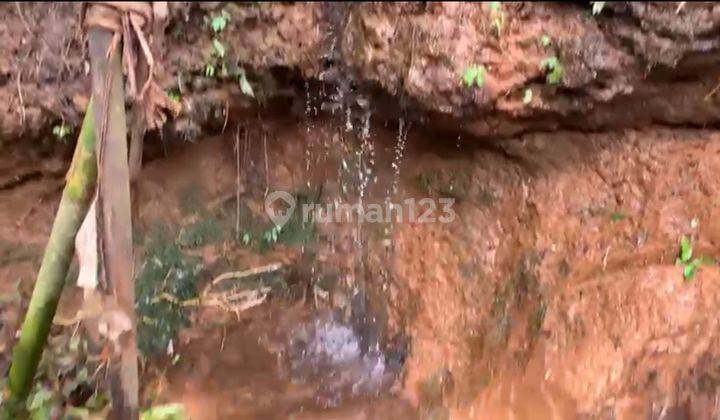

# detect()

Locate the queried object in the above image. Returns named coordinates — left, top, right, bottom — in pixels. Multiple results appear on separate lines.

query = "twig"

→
left=220, top=326, right=226, bottom=352
left=210, top=263, right=284, bottom=287
left=602, top=245, right=611, bottom=271
left=235, top=125, right=241, bottom=241
left=16, top=71, right=25, bottom=125
left=263, top=131, right=269, bottom=197
left=222, top=99, right=229, bottom=133
left=15, top=3, right=33, bottom=37
left=705, top=79, right=720, bottom=102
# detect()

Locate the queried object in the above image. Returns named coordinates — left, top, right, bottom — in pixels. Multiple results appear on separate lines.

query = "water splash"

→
left=285, top=314, right=394, bottom=408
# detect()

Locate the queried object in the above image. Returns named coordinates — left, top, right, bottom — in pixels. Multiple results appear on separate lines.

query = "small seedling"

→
left=211, top=38, right=226, bottom=58
left=522, top=88, right=533, bottom=104
left=489, top=2, right=505, bottom=36
left=591, top=2, right=606, bottom=16
left=167, top=90, right=181, bottom=103
left=204, top=63, right=215, bottom=77
left=462, top=65, right=487, bottom=88
left=676, top=235, right=714, bottom=280
left=610, top=212, right=626, bottom=221
left=52, top=123, right=70, bottom=140
left=540, top=34, right=551, bottom=48
left=263, top=225, right=283, bottom=246
left=540, top=57, right=564, bottom=85
left=238, top=68, right=255, bottom=97
left=209, top=10, right=230, bottom=33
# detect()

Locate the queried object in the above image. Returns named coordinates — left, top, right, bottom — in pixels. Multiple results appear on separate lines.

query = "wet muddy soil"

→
left=4, top=113, right=720, bottom=418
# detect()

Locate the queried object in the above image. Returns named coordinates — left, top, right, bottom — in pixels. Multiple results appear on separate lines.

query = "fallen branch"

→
left=209, top=263, right=284, bottom=288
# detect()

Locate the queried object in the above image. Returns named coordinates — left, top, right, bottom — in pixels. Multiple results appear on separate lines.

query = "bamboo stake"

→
left=7, top=99, right=97, bottom=403
left=87, top=26, right=139, bottom=419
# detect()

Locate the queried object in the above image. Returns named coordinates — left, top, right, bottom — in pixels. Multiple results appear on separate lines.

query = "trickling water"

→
left=357, top=110, right=373, bottom=202
left=389, top=118, right=408, bottom=198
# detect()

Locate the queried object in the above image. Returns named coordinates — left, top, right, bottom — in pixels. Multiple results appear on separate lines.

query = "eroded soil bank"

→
left=4, top=113, right=720, bottom=418
left=3, top=2, right=720, bottom=419
left=4, top=2, right=720, bottom=146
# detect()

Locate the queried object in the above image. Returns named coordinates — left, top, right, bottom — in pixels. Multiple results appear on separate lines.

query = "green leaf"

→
left=238, top=69, right=255, bottom=97
left=204, top=63, right=215, bottom=77
left=540, top=57, right=564, bottom=85
left=680, top=236, right=692, bottom=262
left=211, top=38, right=225, bottom=58
left=210, top=11, right=229, bottom=33
left=489, top=2, right=501, bottom=12
left=53, top=124, right=70, bottom=139
left=167, top=91, right=181, bottom=103
left=463, top=67, right=478, bottom=87
left=141, top=403, right=186, bottom=420
left=540, top=34, right=551, bottom=48
left=475, top=66, right=487, bottom=87
left=522, top=88, right=533, bottom=104
left=683, top=263, right=696, bottom=280
left=28, top=388, right=51, bottom=410
left=610, top=212, right=626, bottom=221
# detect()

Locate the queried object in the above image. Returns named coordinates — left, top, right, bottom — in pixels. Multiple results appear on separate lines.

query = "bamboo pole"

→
left=7, top=99, right=96, bottom=403
left=87, top=26, right=139, bottom=419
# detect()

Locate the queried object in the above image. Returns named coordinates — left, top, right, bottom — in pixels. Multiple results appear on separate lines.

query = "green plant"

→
left=204, top=63, right=215, bottom=77
left=136, top=236, right=203, bottom=356
left=591, top=2, right=606, bottom=15
left=242, top=231, right=252, bottom=246
left=610, top=212, right=626, bottom=221
left=540, top=57, right=564, bottom=85
left=141, top=403, right=186, bottom=420
left=263, top=224, right=283, bottom=246
left=539, top=34, right=551, bottom=48
left=167, top=90, right=181, bottom=103
left=522, top=88, right=533, bottom=104
left=52, top=123, right=70, bottom=140
left=676, top=235, right=714, bottom=281
left=204, top=10, right=230, bottom=79
left=489, top=2, right=505, bottom=36
left=209, top=10, right=230, bottom=33
left=237, top=68, right=255, bottom=97
left=462, top=65, right=487, bottom=88
left=211, top=38, right=226, bottom=58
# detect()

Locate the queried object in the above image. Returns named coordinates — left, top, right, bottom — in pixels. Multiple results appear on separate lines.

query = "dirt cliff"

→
left=2, top=2, right=720, bottom=147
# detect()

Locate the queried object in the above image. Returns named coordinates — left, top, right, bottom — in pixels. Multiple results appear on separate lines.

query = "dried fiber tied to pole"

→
left=83, top=1, right=177, bottom=131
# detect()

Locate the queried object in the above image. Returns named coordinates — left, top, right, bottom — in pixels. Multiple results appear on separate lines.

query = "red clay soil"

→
left=3, top=2, right=720, bottom=419
left=3, top=3, right=720, bottom=146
